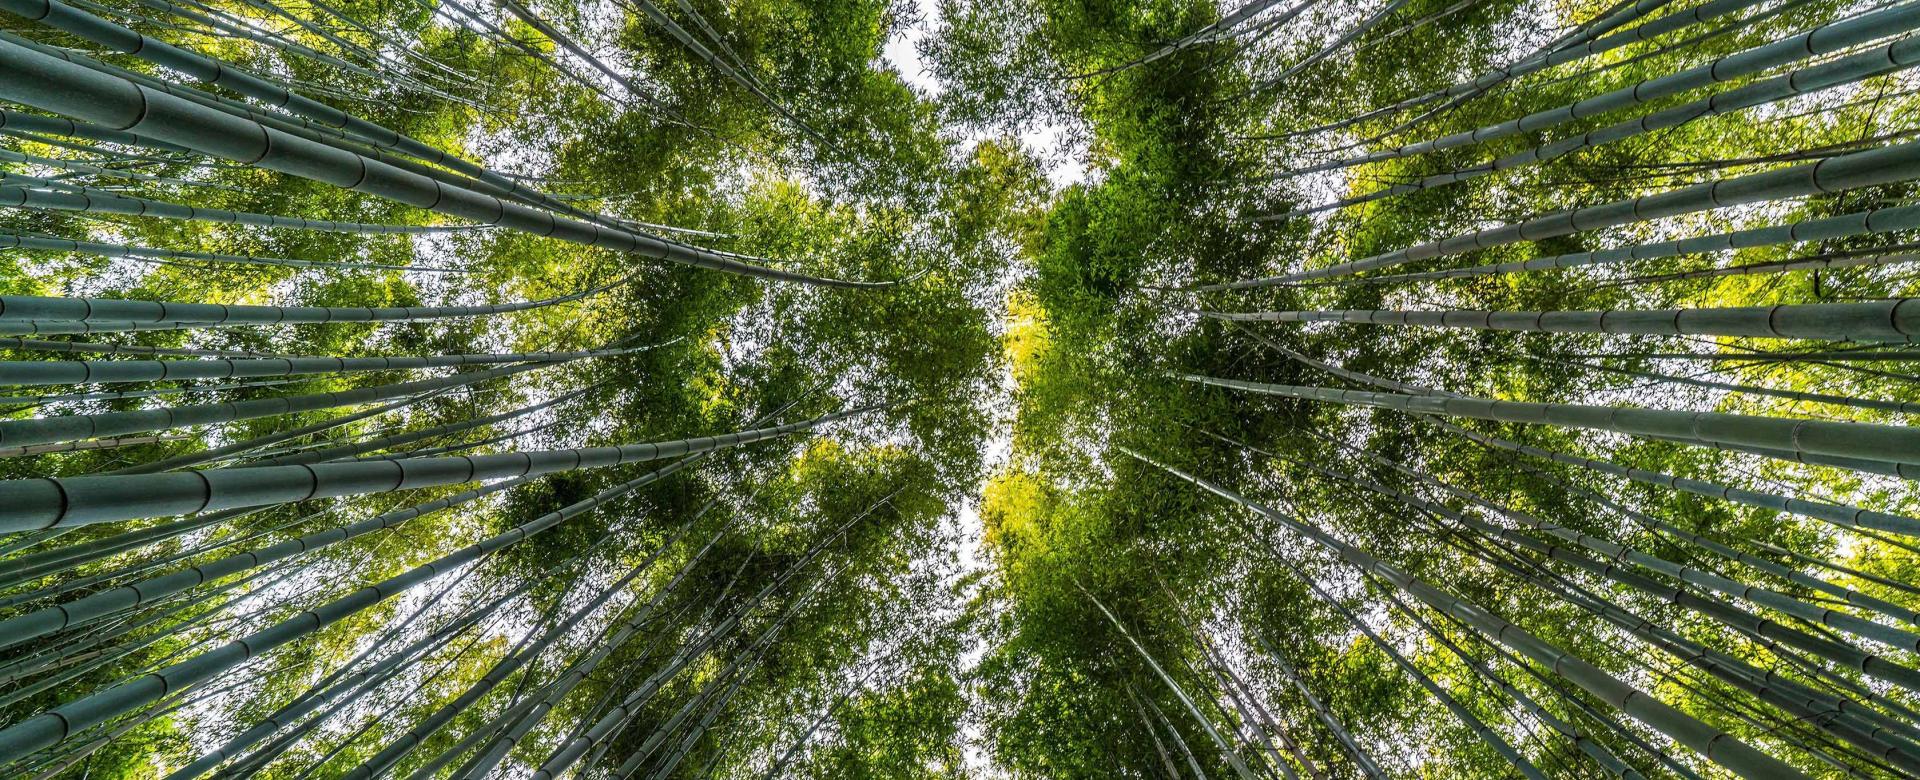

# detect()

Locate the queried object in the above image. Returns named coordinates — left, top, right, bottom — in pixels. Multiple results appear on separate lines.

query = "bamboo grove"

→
left=0, top=0, right=1917, bottom=776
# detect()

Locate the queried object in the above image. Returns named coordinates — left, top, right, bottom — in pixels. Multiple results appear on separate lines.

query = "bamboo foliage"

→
left=6, top=0, right=1920, bottom=773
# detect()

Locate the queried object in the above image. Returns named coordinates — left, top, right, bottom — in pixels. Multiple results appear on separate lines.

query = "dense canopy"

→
left=0, top=0, right=1917, bottom=776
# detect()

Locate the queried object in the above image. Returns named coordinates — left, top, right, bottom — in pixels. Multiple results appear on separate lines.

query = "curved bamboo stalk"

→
left=0, top=405, right=873, bottom=531
left=415, top=520, right=724, bottom=780
left=0, top=433, right=193, bottom=458
left=1211, top=134, right=1920, bottom=287
left=1250, top=0, right=1680, bottom=142
left=759, top=661, right=886, bottom=779
left=1201, top=299, right=1920, bottom=343
left=1282, top=36, right=1920, bottom=217
left=238, top=386, right=599, bottom=469
left=1179, top=374, right=1920, bottom=471
left=1081, top=582, right=1262, bottom=780
left=1234, top=336, right=1920, bottom=537
left=160, top=562, right=544, bottom=780
left=0, top=499, right=326, bottom=610
left=1125, top=448, right=1807, bottom=779
left=1061, top=0, right=1300, bottom=81
left=527, top=492, right=892, bottom=778
left=0, top=148, right=247, bottom=193
left=0, top=230, right=466, bottom=273
left=106, top=387, right=458, bottom=475
left=0, top=474, right=539, bottom=651
left=1247, top=0, right=1413, bottom=92
left=1287, top=567, right=1550, bottom=780
left=337, top=526, right=679, bottom=779
left=0, top=450, right=709, bottom=761
left=1450, top=528, right=1920, bottom=768
left=0, top=185, right=470, bottom=234
left=0, top=346, right=641, bottom=386
left=0, top=109, right=187, bottom=151
left=1272, top=1, right=1920, bottom=181
left=1453, top=424, right=1920, bottom=536
left=1551, top=467, right=1920, bottom=630
left=1346, top=457, right=1920, bottom=714
left=0, top=0, right=678, bottom=227
left=0, top=35, right=903, bottom=288
left=0, top=337, right=276, bottom=359
left=1543, top=356, right=1920, bottom=415
left=1345, top=446, right=1920, bottom=655
left=622, top=563, right=840, bottom=777
left=1254, top=421, right=1920, bottom=737
left=0, top=276, right=632, bottom=324
left=1210, top=201, right=1920, bottom=287
left=1253, top=632, right=1387, bottom=779
left=0, top=356, right=568, bottom=450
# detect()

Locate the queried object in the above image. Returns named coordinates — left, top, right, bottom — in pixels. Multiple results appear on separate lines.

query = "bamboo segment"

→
left=0, top=406, right=873, bottom=531
left=1180, top=374, right=1920, bottom=470
left=1201, top=300, right=1920, bottom=343
left=0, top=35, right=898, bottom=288
left=1126, top=449, right=1808, bottom=779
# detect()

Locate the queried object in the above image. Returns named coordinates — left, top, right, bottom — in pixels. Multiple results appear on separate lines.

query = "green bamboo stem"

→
left=617, top=0, right=846, bottom=157
left=416, top=521, right=724, bottom=780
left=1082, top=582, right=1262, bottom=780
left=645, top=581, right=820, bottom=777
left=1439, top=420, right=1920, bottom=620
left=0, top=377, right=306, bottom=406
left=1247, top=0, right=1413, bottom=91
left=0, top=108, right=188, bottom=152
left=619, top=564, right=839, bottom=777
left=1285, top=36, right=1920, bottom=217
left=1546, top=357, right=1920, bottom=415
left=1254, top=0, right=1680, bottom=142
left=160, top=562, right=542, bottom=780
left=0, top=507, right=276, bottom=590
left=0, top=433, right=193, bottom=458
left=1287, top=566, right=1549, bottom=779
left=1253, top=632, right=1388, bottom=780
left=0, top=0, right=679, bottom=228
left=242, top=386, right=597, bottom=468
left=1220, top=197, right=1920, bottom=287
left=1126, top=448, right=1808, bottom=779
left=0, top=185, right=473, bottom=234
left=338, top=531, right=674, bottom=779
left=1200, top=299, right=1920, bottom=344
left=0, top=357, right=562, bottom=450
left=0, top=499, right=325, bottom=610
left=528, top=494, right=889, bottom=778
left=0, top=448, right=711, bottom=761
left=0, top=230, right=465, bottom=273
left=0, top=474, right=541, bottom=651
left=0, top=147, right=246, bottom=193
left=0, top=277, right=636, bottom=324
left=1213, top=134, right=1920, bottom=287
left=1644, top=433, right=1920, bottom=479
left=1368, top=461, right=1920, bottom=711
left=1, top=337, right=275, bottom=359
left=1180, top=374, right=1920, bottom=470
left=1260, top=423, right=1920, bottom=736
left=0, top=406, right=870, bottom=531
left=1340, top=446, right=1920, bottom=655
left=0, top=346, right=640, bottom=386
left=1240, top=337, right=1920, bottom=537
left=1274, top=1, right=1920, bottom=180
left=1451, top=528, right=1920, bottom=768
left=0, top=33, right=899, bottom=288
left=105, top=389, right=452, bottom=475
